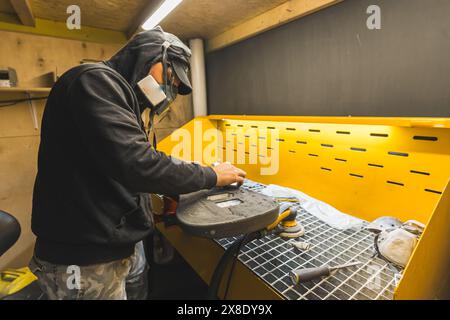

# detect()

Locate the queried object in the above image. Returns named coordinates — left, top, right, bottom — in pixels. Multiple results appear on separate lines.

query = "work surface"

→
left=159, top=181, right=399, bottom=300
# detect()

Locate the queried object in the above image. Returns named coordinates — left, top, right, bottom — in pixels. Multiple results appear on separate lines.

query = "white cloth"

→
left=260, top=184, right=365, bottom=230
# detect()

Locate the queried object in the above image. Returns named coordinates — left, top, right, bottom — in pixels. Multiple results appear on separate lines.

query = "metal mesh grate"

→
left=215, top=182, right=399, bottom=300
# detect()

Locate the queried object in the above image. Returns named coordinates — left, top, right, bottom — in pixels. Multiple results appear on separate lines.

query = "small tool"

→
left=266, top=206, right=305, bottom=238
left=291, top=241, right=311, bottom=251
left=289, top=261, right=362, bottom=285
left=274, top=197, right=300, bottom=203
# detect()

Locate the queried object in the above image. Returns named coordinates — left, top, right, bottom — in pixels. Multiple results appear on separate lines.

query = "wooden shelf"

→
left=0, top=87, right=51, bottom=94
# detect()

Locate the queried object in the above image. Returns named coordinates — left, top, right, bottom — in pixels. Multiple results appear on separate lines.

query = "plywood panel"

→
left=30, top=0, right=152, bottom=32
left=142, top=93, right=195, bottom=143
left=161, top=0, right=289, bottom=40
left=0, top=29, right=122, bottom=86
left=4, top=0, right=289, bottom=38
left=0, top=0, right=15, bottom=14
left=0, top=100, right=45, bottom=138
left=0, top=136, right=40, bottom=268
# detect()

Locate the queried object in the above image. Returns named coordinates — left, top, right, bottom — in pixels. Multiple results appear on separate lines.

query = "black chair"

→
left=0, top=210, right=47, bottom=300
left=0, top=210, right=21, bottom=257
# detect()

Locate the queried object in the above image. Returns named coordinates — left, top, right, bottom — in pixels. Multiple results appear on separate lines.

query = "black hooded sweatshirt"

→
left=31, top=27, right=217, bottom=265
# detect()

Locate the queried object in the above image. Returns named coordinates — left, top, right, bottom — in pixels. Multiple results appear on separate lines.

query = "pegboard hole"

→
left=336, top=131, right=350, bottom=135
left=368, top=163, right=384, bottom=168
left=296, top=141, right=307, bottom=144
left=413, top=136, right=438, bottom=141
left=351, top=147, right=367, bottom=152
left=350, top=173, right=364, bottom=178
left=321, top=167, right=332, bottom=171
left=388, top=151, right=409, bottom=157
left=335, top=158, right=347, bottom=162
left=370, top=133, right=389, bottom=137
left=286, top=128, right=296, bottom=131
left=410, top=170, right=430, bottom=176
left=425, top=189, right=442, bottom=195
left=308, top=153, right=319, bottom=157
left=309, top=129, right=320, bottom=133
left=321, top=144, right=334, bottom=148
left=387, top=181, right=404, bottom=186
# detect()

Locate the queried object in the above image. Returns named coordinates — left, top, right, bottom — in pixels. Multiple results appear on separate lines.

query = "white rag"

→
left=260, top=184, right=365, bottom=230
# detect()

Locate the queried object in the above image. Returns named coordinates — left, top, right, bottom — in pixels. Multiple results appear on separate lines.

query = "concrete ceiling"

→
left=0, top=0, right=290, bottom=39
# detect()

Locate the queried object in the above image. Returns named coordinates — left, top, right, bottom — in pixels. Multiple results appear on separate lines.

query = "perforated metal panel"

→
left=216, top=182, right=399, bottom=300
left=216, top=119, right=450, bottom=223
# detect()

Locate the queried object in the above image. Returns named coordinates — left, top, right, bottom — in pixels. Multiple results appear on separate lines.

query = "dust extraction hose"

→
left=207, top=231, right=260, bottom=300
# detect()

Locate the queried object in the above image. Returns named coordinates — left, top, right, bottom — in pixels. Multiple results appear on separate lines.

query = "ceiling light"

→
left=142, top=0, right=183, bottom=30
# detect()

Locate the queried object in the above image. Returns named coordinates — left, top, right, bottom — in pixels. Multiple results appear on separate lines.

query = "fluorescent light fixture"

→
left=142, top=0, right=183, bottom=30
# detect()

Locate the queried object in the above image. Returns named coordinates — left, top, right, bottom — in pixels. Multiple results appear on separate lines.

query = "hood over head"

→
left=104, top=26, right=192, bottom=101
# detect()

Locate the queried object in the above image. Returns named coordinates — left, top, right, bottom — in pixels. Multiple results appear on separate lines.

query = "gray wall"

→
left=206, top=0, right=450, bottom=117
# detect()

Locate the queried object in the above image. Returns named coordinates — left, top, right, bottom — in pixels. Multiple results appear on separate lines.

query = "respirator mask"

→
left=137, top=41, right=178, bottom=117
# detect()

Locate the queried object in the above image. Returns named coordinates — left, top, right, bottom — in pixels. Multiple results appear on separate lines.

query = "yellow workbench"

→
left=156, top=115, right=450, bottom=300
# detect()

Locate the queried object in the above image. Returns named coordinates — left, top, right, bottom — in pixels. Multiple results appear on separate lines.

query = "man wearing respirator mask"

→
left=30, top=26, right=246, bottom=300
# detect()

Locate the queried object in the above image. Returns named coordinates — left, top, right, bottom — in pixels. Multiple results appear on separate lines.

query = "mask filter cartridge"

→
left=137, top=74, right=167, bottom=108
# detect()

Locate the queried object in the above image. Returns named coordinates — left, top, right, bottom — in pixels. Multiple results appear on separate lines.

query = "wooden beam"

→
left=206, top=0, right=343, bottom=52
left=0, top=13, right=126, bottom=44
left=9, top=0, right=35, bottom=27
left=126, top=0, right=164, bottom=39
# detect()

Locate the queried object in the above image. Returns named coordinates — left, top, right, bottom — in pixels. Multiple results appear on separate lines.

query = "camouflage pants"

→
left=29, top=244, right=145, bottom=300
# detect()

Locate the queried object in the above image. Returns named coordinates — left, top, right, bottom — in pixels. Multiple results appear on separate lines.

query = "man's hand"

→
left=212, top=162, right=246, bottom=187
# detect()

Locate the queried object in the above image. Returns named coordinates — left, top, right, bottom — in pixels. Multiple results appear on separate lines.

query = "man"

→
left=29, top=26, right=245, bottom=300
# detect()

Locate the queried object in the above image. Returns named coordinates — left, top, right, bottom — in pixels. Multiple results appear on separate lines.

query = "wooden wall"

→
left=0, top=30, right=193, bottom=269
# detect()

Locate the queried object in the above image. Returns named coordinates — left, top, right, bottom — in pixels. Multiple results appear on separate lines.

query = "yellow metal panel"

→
left=395, top=181, right=450, bottom=300
left=157, top=117, right=219, bottom=165
left=216, top=118, right=450, bottom=223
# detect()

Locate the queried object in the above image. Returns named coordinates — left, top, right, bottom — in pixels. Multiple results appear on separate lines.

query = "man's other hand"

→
left=212, top=162, right=246, bottom=187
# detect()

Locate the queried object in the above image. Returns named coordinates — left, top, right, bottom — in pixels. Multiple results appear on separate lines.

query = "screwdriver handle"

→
left=289, top=265, right=330, bottom=284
